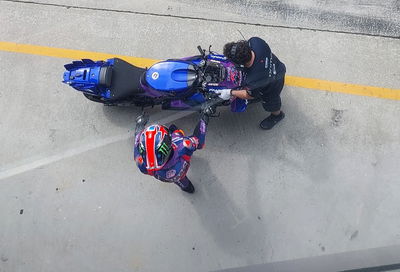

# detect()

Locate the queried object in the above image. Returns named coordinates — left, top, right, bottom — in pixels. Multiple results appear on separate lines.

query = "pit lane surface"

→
left=0, top=1, right=399, bottom=271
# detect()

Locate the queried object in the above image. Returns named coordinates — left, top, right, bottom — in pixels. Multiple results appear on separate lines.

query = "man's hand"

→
left=214, top=89, right=232, bottom=100
left=231, top=89, right=254, bottom=100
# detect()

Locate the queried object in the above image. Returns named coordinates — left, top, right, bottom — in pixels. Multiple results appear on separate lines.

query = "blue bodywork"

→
left=62, top=53, right=247, bottom=112
left=62, top=58, right=115, bottom=99
left=146, top=61, right=197, bottom=92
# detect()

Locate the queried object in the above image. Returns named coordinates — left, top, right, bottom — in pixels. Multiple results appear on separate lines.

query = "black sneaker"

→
left=259, top=112, right=285, bottom=130
left=181, top=181, right=195, bottom=194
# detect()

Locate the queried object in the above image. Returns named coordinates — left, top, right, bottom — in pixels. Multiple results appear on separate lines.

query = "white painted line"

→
left=0, top=110, right=195, bottom=181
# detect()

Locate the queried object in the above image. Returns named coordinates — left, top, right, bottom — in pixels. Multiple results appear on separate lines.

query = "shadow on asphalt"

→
left=188, top=156, right=269, bottom=264
left=176, top=88, right=332, bottom=262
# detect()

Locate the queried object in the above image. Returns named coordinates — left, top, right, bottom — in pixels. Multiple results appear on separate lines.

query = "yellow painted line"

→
left=0, top=41, right=158, bottom=68
left=285, top=76, right=400, bottom=100
left=1, top=41, right=399, bottom=100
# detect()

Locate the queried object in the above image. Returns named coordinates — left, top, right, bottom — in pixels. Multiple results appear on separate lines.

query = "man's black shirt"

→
left=243, top=37, right=286, bottom=97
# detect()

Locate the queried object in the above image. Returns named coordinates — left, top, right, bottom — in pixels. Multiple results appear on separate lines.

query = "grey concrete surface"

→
left=0, top=1, right=400, bottom=272
left=179, top=0, right=400, bottom=38
left=217, top=244, right=400, bottom=271
left=7, top=0, right=400, bottom=37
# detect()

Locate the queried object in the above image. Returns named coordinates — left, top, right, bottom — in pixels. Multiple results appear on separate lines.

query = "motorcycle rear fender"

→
left=63, top=58, right=146, bottom=100
left=63, top=59, right=108, bottom=95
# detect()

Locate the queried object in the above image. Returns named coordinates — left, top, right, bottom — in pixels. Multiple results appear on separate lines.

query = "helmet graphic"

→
left=138, top=124, right=172, bottom=171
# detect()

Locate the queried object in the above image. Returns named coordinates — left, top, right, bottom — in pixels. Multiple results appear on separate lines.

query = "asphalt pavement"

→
left=0, top=1, right=399, bottom=271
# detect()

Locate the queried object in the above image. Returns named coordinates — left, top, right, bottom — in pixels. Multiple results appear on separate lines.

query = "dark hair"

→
left=223, top=40, right=252, bottom=65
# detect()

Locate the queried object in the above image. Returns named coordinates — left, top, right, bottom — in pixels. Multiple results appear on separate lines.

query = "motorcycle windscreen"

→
left=146, top=61, right=197, bottom=92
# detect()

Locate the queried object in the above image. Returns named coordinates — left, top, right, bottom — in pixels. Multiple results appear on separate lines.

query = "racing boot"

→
left=182, top=181, right=195, bottom=194
left=176, top=176, right=195, bottom=194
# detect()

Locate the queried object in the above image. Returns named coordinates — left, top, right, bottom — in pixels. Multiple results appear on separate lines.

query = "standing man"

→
left=217, top=37, right=286, bottom=130
left=133, top=112, right=209, bottom=194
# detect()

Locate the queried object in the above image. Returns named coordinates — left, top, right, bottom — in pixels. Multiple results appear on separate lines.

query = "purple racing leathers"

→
left=134, top=117, right=207, bottom=190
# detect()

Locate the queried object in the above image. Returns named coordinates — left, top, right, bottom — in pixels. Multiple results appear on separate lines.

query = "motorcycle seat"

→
left=108, top=58, right=145, bottom=100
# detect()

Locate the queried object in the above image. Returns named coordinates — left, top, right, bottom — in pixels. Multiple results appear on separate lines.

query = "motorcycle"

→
left=62, top=46, right=249, bottom=113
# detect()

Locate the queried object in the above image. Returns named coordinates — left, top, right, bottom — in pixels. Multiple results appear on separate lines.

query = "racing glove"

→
left=214, top=89, right=232, bottom=100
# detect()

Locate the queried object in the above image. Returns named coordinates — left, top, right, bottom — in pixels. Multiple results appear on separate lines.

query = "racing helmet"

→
left=138, top=124, right=172, bottom=171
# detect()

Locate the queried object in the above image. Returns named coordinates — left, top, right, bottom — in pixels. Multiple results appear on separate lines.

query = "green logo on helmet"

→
left=158, top=143, right=171, bottom=156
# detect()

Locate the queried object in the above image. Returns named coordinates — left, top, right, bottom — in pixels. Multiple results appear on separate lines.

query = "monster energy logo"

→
left=158, top=143, right=170, bottom=156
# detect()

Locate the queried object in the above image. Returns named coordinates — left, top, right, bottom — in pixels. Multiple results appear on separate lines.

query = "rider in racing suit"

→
left=134, top=112, right=208, bottom=194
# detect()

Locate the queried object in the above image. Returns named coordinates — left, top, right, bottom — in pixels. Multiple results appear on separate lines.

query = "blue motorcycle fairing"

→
left=188, top=92, right=206, bottom=104
left=63, top=65, right=101, bottom=91
left=62, top=52, right=245, bottom=112
left=63, top=58, right=146, bottom=100
left=230, top=97, right=248, bottom=112
left=162, top=93, right=206, bottom=111
left=63, top=59, right=111, bottom=97
left=146, top=61, right=197, bottom=92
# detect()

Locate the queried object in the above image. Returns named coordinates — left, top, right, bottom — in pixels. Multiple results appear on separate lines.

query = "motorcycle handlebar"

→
left=197, top=46, right=205, bottom=57
left=201, top=95, right=226, bottom=116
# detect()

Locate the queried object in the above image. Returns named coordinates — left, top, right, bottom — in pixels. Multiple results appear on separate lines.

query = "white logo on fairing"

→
left=210, top=55, right=227, bottom=60
left=151, top=72, right=159, bottom=80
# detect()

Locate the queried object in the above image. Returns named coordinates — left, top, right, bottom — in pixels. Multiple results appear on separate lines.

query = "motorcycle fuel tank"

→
left=145, top=61, right=197, bottom=92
